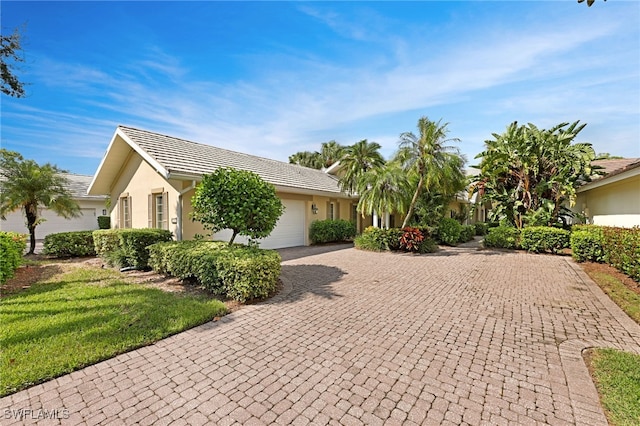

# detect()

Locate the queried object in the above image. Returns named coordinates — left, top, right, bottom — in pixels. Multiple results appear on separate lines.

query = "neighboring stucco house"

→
left=0, top=173, right=108, bottom=238
left=87, top=126, right=358, bottom=249
left=574, top=158, right=640, bottom=227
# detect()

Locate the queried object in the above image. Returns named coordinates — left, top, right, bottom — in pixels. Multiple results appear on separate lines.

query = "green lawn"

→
left=0, top=265, right=227, bottom=396
left=588, top=348, right=640, bottom=426
left=582, top=264, right=640, bottom=425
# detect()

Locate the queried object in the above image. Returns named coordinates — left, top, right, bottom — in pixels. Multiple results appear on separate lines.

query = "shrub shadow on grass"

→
left=271, top=264, right=346, bottom=303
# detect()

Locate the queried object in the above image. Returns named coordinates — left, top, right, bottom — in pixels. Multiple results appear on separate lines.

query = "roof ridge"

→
left=117, top=125, right=330, bottom=175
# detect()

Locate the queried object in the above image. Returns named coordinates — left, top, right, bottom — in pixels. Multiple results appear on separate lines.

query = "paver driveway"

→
left=2, top=244, right=640, bottom=425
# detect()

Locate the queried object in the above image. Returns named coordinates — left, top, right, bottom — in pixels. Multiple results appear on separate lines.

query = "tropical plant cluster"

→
left=309, top=219, right=357, bottom=244
left=571, top=225, right=640, bottom=281
left=354, top=226, right=437, bottom=254
left=93, top=229, right=173, bottom=269
left=0, top=231, right=26, bottom=284
left=472, top=121, right=596, bottom=229
left=43, top=231, right=96, bottom=257
left=148, top=241, right=281, bottom=302
left=290, top=117, right=468, bottom=229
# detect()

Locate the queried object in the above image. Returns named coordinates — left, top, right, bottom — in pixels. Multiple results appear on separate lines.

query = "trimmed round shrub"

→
left=484, top=226, right=520, bottom=249
left=474, top=222, right=489, bottom=236
left=437, top=218, right=462, bottom=246
left=43, top=231, right=96, bottom=257
left=459, top=225, right=475, bottom=243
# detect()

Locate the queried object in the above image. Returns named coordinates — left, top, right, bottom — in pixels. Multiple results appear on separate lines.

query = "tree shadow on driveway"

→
left=277, top=243, right=353, bottom=262
left=270, top=264, right=346, bottom=303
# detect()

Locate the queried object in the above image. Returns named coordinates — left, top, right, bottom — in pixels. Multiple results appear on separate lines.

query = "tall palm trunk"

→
left=401, top=174, right=424, bottom=228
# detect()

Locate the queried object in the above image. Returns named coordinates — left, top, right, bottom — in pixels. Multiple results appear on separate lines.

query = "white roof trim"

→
left=87, top=130, right=119, bottom=195
left=116, top=127, right=169, bottom=180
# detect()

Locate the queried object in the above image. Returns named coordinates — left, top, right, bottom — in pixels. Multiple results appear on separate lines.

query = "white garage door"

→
left=213, top=199, right=306, bottom=249
left=0, top=208, right=98, bottom=239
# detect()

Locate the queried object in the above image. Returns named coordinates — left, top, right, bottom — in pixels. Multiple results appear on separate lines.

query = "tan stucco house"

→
left=574, top=158, right=640, bottom=227
left=87, top=126, right=358, bottom=249
left=1, top=173, right=108, bottom=238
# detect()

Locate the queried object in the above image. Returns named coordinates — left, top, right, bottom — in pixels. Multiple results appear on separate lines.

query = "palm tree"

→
left=395, top=117, right=461, bottom=228
left=0, top=149, right=80, bottom=254
left=319, top=140, right=346, bottom=169
left=338, top=139, right=385, bottom=195
left=289, top=151, right=322, bottom=169
left=356, top=163, right=410, bottom=227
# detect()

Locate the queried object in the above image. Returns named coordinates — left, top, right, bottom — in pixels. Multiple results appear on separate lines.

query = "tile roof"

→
left=63, top=173, right=107, bottom=199
left=118, top=126, right=346, bottom=196
left=591, top=158, right=640, bottom=176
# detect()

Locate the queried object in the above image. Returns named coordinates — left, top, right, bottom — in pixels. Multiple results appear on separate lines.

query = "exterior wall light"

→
left=311, top=203, right=318, bottom=214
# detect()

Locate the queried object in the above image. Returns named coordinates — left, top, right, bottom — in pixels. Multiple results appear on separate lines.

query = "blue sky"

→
left=2, top=1, right=639, bottom=176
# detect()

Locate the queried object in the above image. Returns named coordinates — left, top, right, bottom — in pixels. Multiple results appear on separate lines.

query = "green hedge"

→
left=148, top=241, right=281, bottom=302
left=354, top=227, right=436, bottom=254
left=601, top=226, right=640, bottom=281
left=571, top=228, right=605, bottom=263
left=484, top=226, right=520, bottom=249
left=93, top=229, right=174, bottom=269
left=0, top=232, right=26, bottom=284
left=42, top=231, right=96, bottom=257
left=570, top=225, right=639, bottom=281
left=97, top=216, right=111, bottom=229
left=309, top=219, right=356, bottom=244
left=435, top=218, right=462, bottom=246
left=520, top=226, right=571, bottom=254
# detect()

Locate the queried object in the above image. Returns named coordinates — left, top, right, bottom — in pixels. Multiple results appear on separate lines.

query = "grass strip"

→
left=588, top=348, right=640, bottom=426
left=0, top=266, right=226, bottom=396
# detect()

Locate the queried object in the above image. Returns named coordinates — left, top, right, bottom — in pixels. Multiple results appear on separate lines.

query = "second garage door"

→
left=213, top=199, right=306, bottom=249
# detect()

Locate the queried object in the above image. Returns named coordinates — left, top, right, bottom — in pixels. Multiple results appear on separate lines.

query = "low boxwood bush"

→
left=94, top=229, right=174, bottom=269
left=484, top=226, right=520, bottom=249
left=474, top=222, right=489, bottom=236
left=571, top=228, right=605, bottom=263
left=436, top=218, right=462, bottom=246
left=0, top=232, right=26, bottom=284
left=309, top=219, right=356, bottom=244
left=520, top=226, right=570, bottom=254
left=459, top=225, right=476, bottom=243
left=43, top=231, right=96, bottom=257
left=148, top=241, right=281, bottom=302
left=97, top=216, right=111, bottom=229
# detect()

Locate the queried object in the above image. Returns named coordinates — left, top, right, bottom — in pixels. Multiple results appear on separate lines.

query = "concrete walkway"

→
left=2, top=244, right=640, bottom=425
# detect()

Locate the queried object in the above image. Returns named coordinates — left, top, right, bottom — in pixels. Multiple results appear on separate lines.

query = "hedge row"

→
left=571, top=225, right=639, bottom=281
left=355, top=227, right=437, bottom=254
left=520, top=227, right=571, bottom=254
left=94, top=229, right=174, bottom=269
left=148, top=241, right=281, bottom=302
left=309, top=219, right=357, bottom=244
left=43, top=231, right=96, bottom=257
left=0, top=232, right=26, bottom=284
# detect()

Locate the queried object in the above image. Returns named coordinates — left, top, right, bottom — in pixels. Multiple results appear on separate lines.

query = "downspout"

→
left=177, top=181, right=197, bottom=241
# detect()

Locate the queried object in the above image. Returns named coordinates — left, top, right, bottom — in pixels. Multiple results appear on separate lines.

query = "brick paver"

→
left=2, top=244, right=640, bottom=425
